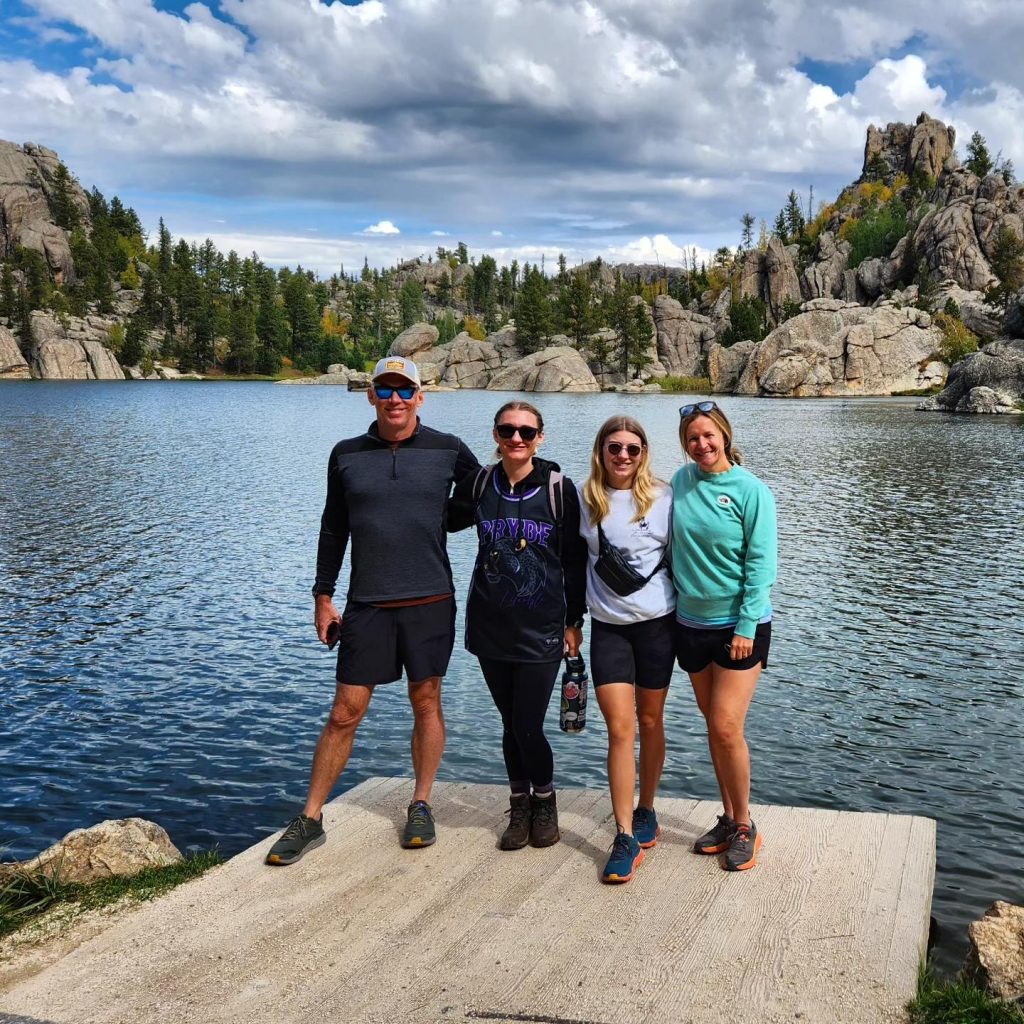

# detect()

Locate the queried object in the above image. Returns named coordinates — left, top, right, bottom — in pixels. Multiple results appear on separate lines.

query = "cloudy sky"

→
left=2, top=0, right=1023, bottom=275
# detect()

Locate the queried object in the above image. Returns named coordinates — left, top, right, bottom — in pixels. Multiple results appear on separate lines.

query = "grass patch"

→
left=658, top=375, right=712, bottom=393
left=908, top=965, right=1024, bottom=1024
left=0, top=850, right=222, bottom=939
left=892, top=386, right=943, bottom=397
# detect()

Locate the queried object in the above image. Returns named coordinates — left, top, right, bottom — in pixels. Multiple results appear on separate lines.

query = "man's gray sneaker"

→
left=722, top=819, right=762, bottom=871
left=693, top=813, right=735, bottom=855
left=266, top=813, right=325, bottom=866
left=401, top=800, right=436, bottom=848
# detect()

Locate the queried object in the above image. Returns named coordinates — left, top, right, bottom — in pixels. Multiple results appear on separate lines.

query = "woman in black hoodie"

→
left=457, top=401, right=586, bottom=851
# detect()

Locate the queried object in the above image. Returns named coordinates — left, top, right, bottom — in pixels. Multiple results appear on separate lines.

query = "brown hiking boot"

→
left=499, top=793, right=532, bottom=850
left=529, top=791, right=560, bottom=847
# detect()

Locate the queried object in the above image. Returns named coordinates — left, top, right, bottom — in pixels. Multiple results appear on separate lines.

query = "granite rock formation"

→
left=713, top=299, right=945, bottom=397
left=487, top=346, right=599, bottom=392
left=0, top=324, right=30, bottom=378
left=862, top=112, right=956, bottom=183
left=0, top=141, right=90, bottom=283
left=652, top=296, right=715, bottom=376
left=27, top=310, right=125, bottom=380
left=918, top=338, right=1024, bottom=413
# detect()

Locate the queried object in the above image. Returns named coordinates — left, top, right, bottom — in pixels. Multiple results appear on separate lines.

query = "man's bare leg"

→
left=302, top=682, right=374, bottom=820
left=408, top=676, right=445, bottom=803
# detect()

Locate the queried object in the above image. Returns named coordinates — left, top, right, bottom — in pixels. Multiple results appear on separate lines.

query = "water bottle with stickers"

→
left=559, top=655, right=588, bottom=733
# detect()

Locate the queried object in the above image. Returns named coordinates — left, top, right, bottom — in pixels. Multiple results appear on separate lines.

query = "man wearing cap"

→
left=266, top=355, right=481, bottom=865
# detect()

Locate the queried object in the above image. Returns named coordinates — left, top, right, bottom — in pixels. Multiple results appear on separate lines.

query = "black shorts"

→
left=674, top=620, right=771, bottom=673
left=590, top=614, right=676, bottom=690
left=337, top=599, right=456, bottom=686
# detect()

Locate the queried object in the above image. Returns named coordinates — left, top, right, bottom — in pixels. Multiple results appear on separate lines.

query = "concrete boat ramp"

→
left=0, top=777, right=935, bottom=1024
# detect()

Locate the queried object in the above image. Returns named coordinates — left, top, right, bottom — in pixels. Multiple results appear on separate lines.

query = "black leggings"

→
left=479, top=658, right=560, bottom=791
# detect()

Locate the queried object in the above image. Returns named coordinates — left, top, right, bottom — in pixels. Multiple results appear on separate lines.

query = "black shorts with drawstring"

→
left=674, top=620, right=772, bottom=674
left=337, top=598, right=456, bottom=686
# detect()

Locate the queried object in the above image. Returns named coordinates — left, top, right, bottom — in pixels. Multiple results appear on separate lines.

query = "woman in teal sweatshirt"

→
left=671, top=402, right=777, bottom=872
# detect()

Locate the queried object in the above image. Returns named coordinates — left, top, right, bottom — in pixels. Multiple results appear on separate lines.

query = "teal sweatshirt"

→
left=670, top=462, right=777, bottom=638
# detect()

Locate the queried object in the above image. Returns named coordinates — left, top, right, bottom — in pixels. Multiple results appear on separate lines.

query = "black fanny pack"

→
left=594, top=523, right=669, bottom=598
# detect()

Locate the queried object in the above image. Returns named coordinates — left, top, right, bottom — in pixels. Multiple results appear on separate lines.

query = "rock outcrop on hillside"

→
left=0, top=141, right=90, bottom=283
left=653, top=296, right=715, bottom=376
left=918, top=338, right=1024, bottom=413
left=28, top=310, right=125, bottom=380
left=0, top=325, right=30, bottom=378
left=711, top=299, right=945, bottom=397
left=862, top=112, right=956, bottom=184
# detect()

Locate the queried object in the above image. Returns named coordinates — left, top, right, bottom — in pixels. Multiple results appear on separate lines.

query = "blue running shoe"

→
left=632, top=806, right=661, bottom=849
left=601, top=832, right=644, bottom=884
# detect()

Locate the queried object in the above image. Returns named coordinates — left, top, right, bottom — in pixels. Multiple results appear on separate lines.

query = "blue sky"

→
left=2, top=0, right=1022, bottom=273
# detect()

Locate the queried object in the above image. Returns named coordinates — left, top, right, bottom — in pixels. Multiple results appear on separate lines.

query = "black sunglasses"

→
left=679, top=401, right=719, bottom=418
left=374, top=384, right=418, bottom=400
left=606, top=442, right=643, bottom=457
left=495, top=423, right=540, bottom=441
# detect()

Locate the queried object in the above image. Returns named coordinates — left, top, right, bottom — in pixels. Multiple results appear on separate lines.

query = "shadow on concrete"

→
left=0, top=1014, right=64, bottom=1024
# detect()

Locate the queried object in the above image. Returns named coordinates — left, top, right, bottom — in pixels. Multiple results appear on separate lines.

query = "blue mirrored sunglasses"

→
left=374, top=384, right=418, bottom=400
left=679, top=401, right=718, bottom=418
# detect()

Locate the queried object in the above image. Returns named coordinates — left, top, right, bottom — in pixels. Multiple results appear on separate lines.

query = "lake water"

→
left=1, top=382, right=1021, bottom=973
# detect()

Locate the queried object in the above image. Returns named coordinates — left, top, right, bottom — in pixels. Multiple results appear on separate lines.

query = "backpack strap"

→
left=472, top=464, right=495, bottom=506
left=547, top=470, right=564, bottom=556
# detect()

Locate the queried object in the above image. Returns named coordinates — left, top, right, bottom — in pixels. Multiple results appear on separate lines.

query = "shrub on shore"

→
left=658, top=375, right=712, bottom=393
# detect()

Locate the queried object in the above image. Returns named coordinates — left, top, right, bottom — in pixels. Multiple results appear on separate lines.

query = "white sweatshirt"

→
left=577, top=482, right=675, bottom=626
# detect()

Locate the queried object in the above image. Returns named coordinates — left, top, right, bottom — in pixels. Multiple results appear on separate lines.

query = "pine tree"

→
left=0, top=263, right=16, bottom=320
left=740, top=213, right=755, bottom=251
left=514, top=266, right=552, bottom=354
left=784, top=190, right=805, bottom=241
left=120, top=313, right=148, bottom=367
left=965, top=131, right=994, bottom=178
left=50, top=162, right=80, bottom=231
left=399, top=277, right=425, bottom=328
left=557, top=270, right=596, bottom=349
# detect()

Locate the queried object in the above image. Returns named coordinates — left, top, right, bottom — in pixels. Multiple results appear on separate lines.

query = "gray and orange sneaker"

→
left=265, top=813, right=325, bottom=866
left=722, top=819, right=762, bottom=871
left=401, top=800, right=436, bottom=848
left=693, top=813, right=735, bottom=855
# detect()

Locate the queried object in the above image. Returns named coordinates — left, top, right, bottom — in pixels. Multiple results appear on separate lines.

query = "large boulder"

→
left=918, top=338, right=1024, bottom=413
left=441, top=335, right=500, bottom=388
left=487, top=346, right=599, bottom=393
left=0, top=324, right=30, bottom=378
left=963, top=901, right=1024, bottom=1002
left=388, top=322, right=438, bottom=359
left=652, top=295, right=715, bottom=376
left=0, top=141, right=90, bottom=282
left=4, top=818, right=182, bottom=886
left=729, top=301, right=943, bottom=397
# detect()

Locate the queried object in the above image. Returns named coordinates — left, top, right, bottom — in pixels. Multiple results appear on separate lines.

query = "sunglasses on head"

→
left=679, top=401, right=719, bottom=418
left=605, top=441, right=643, bottom=458
left=374, top=384, right=418, bottom=400
left=495, top=423, right=540, bottom=441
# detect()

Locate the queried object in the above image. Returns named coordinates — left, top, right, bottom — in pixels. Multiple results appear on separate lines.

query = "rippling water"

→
left=1, top=382, right=1021, bottom=972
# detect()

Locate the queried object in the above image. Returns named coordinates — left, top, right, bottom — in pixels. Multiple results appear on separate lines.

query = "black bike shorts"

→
left=591, top=614, right=676, bottom=690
